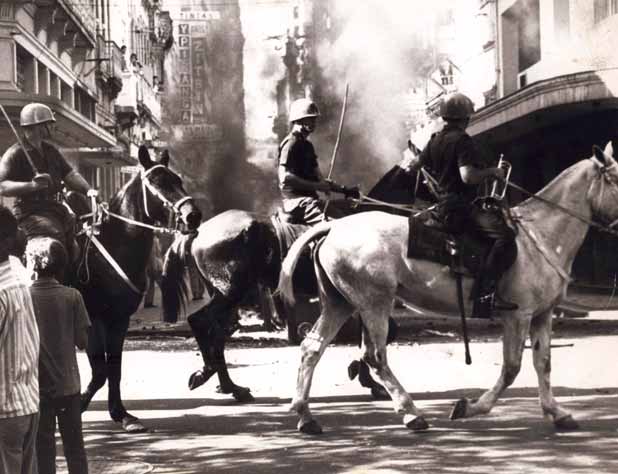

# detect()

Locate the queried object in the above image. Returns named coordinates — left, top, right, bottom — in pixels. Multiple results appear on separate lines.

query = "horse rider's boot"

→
left=493, top=293, right=518, bottom=311
left=473, top=292, right=518, bottom=319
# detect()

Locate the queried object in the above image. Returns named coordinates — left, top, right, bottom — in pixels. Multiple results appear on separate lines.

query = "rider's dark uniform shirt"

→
left=418, top=124, right=483, bottom=203
left=277, top=131, right=319, bottom=200
left=0, top=141, right=73, bottom=219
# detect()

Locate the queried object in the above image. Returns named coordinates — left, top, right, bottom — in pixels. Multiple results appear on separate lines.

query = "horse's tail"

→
left=277, top=220, right=334, bottom=306
left=161, top=232, right=194, bottom=323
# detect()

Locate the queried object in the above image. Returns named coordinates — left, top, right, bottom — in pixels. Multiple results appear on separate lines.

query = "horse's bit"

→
left=141, top=164, right=194, bottom=227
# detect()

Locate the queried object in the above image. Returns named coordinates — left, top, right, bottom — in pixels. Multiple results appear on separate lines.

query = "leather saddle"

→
left=407, top=212, right=490, bottom=279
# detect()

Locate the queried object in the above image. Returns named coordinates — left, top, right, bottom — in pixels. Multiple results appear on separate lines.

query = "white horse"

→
left=278, top=142, right=618, bottom=434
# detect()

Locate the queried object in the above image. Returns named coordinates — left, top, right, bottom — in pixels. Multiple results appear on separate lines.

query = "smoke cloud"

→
left=311, top=0, right=446, bottom=192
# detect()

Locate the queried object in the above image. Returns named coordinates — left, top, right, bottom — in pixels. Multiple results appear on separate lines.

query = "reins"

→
left=77, top=167, right=194, bottom=294
left=506, top=157, right=618, bottom=239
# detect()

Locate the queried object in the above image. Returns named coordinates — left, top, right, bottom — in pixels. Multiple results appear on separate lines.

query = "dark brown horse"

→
left=160, top=151, right=427, bottom=402
left=68, top=146, right=202, bottom=432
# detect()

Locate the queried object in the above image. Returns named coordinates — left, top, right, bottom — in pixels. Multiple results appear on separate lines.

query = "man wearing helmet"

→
left=414, top=92, right=518, bottom=318
left=0, top=103, right=96, bottom=264
left=278, top=98, right=353, bottom=225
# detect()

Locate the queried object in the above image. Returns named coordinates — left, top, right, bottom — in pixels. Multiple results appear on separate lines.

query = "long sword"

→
left=323, top=83, right=349, bottom=219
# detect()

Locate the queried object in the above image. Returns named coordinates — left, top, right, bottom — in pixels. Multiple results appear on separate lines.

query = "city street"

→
left=67, top=303, right=618, bottom=473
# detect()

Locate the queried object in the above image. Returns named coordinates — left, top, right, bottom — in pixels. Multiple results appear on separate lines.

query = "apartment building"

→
left=0, top=0, right=170, bottom=201
left=466, top=0, right=618, bottom=292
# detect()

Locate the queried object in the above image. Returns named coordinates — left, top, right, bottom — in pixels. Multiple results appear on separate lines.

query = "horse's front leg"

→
left=187, top=294, right=253, bottom=402
left=530, top=309, right=579, bottom=430
left=81, top=318, right=108, bottom=413
left=106, top=316, right=146, bottom=433
left=451, top=311, right=531, bottom=420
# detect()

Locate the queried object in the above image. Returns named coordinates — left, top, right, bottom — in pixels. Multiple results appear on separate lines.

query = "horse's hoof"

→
left=450, top=398, right=468, bottom=420
left=370, top=385, right=391, bottom=401
left=298, top=419, right=323, bottom=435
left=188, top=367, right=216, bottom=391
left=188, top=371, right=207, bottom=391
left=404, top=414, right=429, bottom=431
left=232, top=387, right=254, bottom=403
left=348, top=360, right=360, bottom=380
left=80, top=393, right=91, bottom=413
left=554, top=415, right=579, bottom=431
left=121, top=416, right=147, bottom=433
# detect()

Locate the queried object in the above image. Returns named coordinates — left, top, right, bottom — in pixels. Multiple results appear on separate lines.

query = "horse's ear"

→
left=138, top=145, right=153, bottom=169
left=159, top=149, right=170, bottom=167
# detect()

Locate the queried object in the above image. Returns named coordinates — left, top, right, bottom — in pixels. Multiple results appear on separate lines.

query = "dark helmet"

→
left=439, top=93, right=474, bottom=120
left=289, top=98, right=320, bottom=123
left=20, top=103, right=56, bottom=127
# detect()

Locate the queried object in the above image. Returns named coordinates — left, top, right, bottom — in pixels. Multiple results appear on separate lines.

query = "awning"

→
left=468, top=70, right=618, bottom=143
left=66, top=145, right=135, bottom=167
left=0, top=92, right=116, bottom=150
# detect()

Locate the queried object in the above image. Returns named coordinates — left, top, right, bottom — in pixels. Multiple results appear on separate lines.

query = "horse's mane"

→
left=515, top=159, right=592, bottom=214
left=108, top=172, right=143, bottom=215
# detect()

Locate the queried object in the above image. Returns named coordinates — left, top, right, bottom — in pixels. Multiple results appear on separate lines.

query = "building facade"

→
left=466, top=0, right=618, bottom=292
left=0, top=0, right=170, bottom=203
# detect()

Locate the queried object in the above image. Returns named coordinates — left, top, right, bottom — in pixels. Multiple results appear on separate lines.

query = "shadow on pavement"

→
left=81, top=393, right=618, bottom=474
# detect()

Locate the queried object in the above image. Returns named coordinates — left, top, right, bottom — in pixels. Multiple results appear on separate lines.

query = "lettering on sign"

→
left=181, top=86, right=191, bottom=98
left=181, top=111, right=192, bottom=123
left=191, top=24, right=208, bottom=35
left=179, top=11, right=221, bottom=21
left=178, top=24, right=190, bottom=35
left=180, top=73, right=191, bottom=85
left=179, top=49, right=190, bottom=60
left=178, top=36, right=190, bottom=48
left=176, top=124, right=223, bottom=142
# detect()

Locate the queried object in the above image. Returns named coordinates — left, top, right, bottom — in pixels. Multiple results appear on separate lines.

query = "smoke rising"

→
left=311, top=0, right=444, bottom=192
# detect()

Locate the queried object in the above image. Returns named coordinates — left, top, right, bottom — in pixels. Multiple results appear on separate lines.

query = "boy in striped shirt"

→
left=0, top=205, right=40, bottom=474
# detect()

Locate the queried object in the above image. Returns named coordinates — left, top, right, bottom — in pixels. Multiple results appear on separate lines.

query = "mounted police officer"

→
left=278, top=98, right=355, bottom=225
left=0, top=102, right=96, bottom=264
left=414, top=92, right=518, bottom=318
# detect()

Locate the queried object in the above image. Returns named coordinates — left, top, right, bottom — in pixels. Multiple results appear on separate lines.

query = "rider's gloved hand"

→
left=341, top=185, right=361, bottom=200
left=326, top=180, right=361, bottom=199
left=32, top=173, right=52, bottom=190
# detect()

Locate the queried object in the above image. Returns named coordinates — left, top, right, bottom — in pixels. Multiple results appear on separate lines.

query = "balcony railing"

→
left=114, top=71, right=161, bottom=123
left=115, top=71, right=139, bottom=118
left=96, top=36, right=124, bottom=82
left=138, top=74, right=161, bottom=123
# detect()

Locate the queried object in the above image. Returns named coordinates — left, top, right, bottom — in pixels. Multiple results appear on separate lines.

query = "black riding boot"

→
left=473, top=279, right=518, bottom=319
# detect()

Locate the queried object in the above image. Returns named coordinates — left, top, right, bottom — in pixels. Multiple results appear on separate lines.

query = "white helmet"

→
left=289, top=98, right=320, bottom=123
left=20, top=103, right=56, bottom=127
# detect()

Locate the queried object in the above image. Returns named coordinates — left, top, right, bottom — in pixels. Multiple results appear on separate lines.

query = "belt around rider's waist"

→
left=17, top=193, right=63, bottom=204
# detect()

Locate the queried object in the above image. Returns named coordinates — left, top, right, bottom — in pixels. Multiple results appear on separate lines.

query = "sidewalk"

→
left=128, top=285, right=618, bottom=345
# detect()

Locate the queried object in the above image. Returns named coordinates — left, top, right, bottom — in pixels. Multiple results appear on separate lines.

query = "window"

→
left=594, top=0, right=618, bottom=23
left=74, top=87, right=95, bottom=122
left=517, top=0, right=541, bottom=72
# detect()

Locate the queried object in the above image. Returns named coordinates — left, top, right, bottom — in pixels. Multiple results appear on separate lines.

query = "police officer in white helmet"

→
left=277, top=98, right=357, bottom=225
left=0, top=103, right=96, bottom=267
left=412, top=92, right=518, bottom=318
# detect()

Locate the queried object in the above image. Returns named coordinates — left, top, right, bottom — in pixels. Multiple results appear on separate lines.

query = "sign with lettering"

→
left=179, top=11, right=220, bottom=21
left=176, top=124, right=222, bottom=142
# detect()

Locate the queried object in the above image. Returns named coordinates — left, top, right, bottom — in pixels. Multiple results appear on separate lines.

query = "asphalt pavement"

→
left=55, top=287, right=618, bottom=473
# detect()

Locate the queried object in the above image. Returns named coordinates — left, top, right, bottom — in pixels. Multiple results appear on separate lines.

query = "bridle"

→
left=140, top=164, right=194, bottom=224
left=78, top=165, right=196, bottom=294
left=508, top=147, right=618, bottom=239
